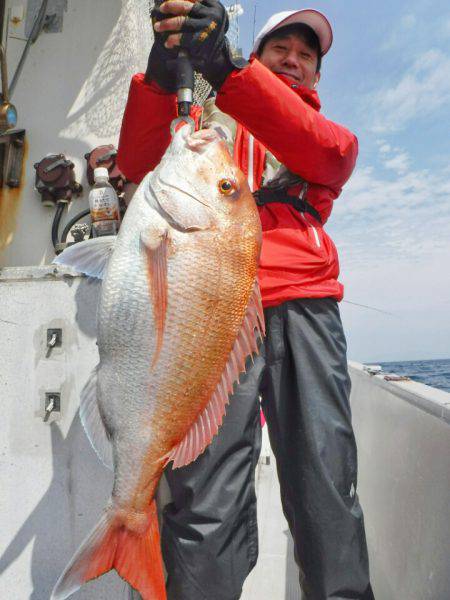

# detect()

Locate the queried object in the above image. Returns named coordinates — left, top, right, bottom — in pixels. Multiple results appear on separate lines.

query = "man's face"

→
left=258, top=33, right=321, bottom=90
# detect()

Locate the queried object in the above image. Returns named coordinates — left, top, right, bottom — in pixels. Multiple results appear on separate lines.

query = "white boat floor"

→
left=241, top=455, right=301, bottom=600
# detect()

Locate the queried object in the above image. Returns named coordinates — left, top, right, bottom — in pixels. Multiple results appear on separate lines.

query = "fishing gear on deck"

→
left=34, top=154, right=83, bottom=253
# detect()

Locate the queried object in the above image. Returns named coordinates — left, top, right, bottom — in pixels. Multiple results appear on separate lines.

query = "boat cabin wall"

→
left=0, top=0, right=152, bottom=267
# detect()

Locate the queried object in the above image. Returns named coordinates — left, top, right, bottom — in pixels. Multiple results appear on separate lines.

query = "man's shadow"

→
left=0, top=416, right=131, bottom=599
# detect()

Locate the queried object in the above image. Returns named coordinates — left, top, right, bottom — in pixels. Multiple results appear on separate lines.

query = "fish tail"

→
left=51, top=500, right=166, bottom=600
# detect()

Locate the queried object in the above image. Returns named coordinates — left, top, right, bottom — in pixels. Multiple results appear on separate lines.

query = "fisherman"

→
left=117, top=3, right=375, bottom=599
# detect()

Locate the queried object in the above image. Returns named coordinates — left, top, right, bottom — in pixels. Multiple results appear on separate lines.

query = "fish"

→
left=51, top=125, right=264, bottom=600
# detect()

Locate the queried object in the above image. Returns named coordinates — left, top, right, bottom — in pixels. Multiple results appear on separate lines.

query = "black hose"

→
left=51, top=202, right=66, bottom=253
left=61, top=208, right=91, bottom=243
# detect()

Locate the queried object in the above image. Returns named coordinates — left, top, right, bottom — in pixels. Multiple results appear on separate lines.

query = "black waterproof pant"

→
left=162, top=298, right=374, bottom=600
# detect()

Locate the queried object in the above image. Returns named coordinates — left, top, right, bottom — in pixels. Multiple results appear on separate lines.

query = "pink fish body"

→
left=52, top=126, right=264, bottom=599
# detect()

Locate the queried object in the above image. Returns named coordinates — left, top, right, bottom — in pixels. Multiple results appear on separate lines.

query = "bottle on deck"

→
left=89, top=167, right=121, bottom=237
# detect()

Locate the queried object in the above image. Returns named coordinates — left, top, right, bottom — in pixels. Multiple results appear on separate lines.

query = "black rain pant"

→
left=162, top=298, right=374, bottom=600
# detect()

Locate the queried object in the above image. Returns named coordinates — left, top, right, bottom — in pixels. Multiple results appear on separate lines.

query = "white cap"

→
left=252, top=9, right=333, bottom=57
left=94, top=167, right=109, bottom=179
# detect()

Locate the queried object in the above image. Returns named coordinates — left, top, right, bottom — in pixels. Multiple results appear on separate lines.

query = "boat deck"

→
left=2, top=272, right=450, bottom=599
left=242, top=447, right=300, bottom=600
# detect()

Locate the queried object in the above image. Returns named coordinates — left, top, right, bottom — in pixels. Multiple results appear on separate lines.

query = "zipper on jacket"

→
left=300, top=213, right=321, bottom=248
left=296, top=185, right=321, bottom=249
left=247, top=134, right=255, bottom=192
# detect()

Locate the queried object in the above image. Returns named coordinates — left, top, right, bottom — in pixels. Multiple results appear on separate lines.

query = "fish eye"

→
left=218, top=179, right=236, bottom=195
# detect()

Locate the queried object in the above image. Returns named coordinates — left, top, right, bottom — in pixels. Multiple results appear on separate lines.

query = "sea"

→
left=378, top=358, right=450, bottom=394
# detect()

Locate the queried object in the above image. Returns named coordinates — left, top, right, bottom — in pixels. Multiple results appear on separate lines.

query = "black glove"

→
left=145, top=8, right=179, bottom=92
left=195, top=37, right=248, bottom=91
left=179, top=0, right=248, bottom=91
left=147, top=1, right=248, bottom=93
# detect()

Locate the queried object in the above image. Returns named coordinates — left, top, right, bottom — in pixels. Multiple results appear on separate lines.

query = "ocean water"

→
left=378, top=358, right=450, bottom=394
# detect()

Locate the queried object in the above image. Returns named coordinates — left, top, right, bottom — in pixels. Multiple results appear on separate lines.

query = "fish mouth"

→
left=173, top=124, right=221, bottom=155
left=187, top=128, right=221, bottom=151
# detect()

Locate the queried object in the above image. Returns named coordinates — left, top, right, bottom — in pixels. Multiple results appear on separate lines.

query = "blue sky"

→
left=234, top=0, right=450, bottom=362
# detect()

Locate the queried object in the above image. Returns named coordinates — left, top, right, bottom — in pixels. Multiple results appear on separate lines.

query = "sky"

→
left=233, top=0, right=450, bottom=362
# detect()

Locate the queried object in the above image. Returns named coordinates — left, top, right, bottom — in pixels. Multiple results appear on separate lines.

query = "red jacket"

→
left=117, top=59, right=358, bottom=307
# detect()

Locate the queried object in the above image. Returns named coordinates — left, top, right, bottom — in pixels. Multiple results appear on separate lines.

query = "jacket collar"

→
left=275, top=73, right=322, bottom=112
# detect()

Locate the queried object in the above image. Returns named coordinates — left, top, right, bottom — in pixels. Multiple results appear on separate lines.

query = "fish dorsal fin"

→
left=79, top=367, right=113, bottom=470
left=141, top=227, right=170, bottom=368
left=167, top=282, right=265, bottom=469
left=53, top=236, right=117, bottom=279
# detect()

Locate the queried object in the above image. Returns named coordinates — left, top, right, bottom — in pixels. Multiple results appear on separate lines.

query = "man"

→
left=118, top=3, right=374, bottom=599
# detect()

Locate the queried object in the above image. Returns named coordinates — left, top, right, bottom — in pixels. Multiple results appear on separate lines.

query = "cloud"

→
left=329, top=157, right=450, bottom=270
left=368, top=49, right=450, bottom=132
left=329, top=155, right=450, bottom=361
left=339, top=256, right=450, bottom=361
left=380, top=11, right=419, bottom=52
left=401, top=14, right=416, bottom=29
left=383, top=151, right=410, bottom=173
left=442, top=17, right=450, bottom=38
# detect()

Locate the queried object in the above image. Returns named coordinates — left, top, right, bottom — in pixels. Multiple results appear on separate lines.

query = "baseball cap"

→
left=252, top=9, right=333, bottom=56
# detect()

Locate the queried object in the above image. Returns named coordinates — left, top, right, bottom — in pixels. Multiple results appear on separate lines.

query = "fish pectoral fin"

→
left=79, top=367, right=113, bottom=471
left=167, top=281, right=265, bottom=469
left=141, top=227, right=170, bottom=368
left=140, top=224, right=170, bottom=252
left=53, top=236, right=117, bottom=279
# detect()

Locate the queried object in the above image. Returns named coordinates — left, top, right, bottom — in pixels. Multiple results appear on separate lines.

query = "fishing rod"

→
left=152, top=0, right=195, bottom=132
left=174, top=48, right=195, bottom=125
left=343, top=300, right=397, bottom=318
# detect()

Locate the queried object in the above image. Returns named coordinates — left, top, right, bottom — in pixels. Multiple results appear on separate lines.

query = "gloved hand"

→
left=196, top=35, right=248, bottom=91
left=145, top=7, right=180, bottom=92
left=154, top=0, right=248, bottom=91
